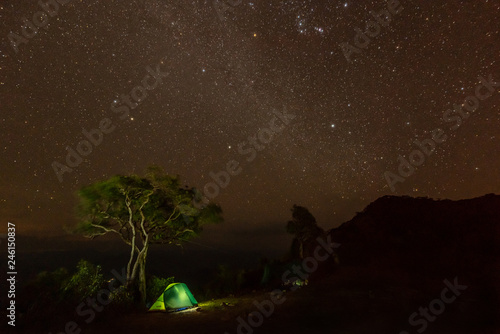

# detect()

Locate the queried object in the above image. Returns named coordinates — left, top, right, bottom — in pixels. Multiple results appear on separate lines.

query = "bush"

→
left=24, top=267, right=71, bottom=309
left=32, top=267, right=70, bottom=297
left=202, top=265, right=246, bottom=299
left=22, top=260, right=113, bottom=327
left=146, top=275, right=175, bottom=305
left=107, top=285, right=135, bottom=311
left=62, top=260, right=106, bottom=301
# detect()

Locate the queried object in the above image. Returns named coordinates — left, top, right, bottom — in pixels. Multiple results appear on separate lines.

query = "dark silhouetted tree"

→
left=286, top=205, right=325, bottom=259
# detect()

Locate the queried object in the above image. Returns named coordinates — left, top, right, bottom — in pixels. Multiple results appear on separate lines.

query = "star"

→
left=0, top=0, right=497, bottom=258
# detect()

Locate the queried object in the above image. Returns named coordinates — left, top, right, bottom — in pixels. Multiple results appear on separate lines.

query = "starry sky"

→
left=0, top=0, right=499, bottom=251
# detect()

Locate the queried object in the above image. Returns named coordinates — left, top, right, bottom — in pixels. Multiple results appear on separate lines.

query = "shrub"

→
left=62, top=260, right=106, bottom=301
left=25, top=267, right=71, bottom=309
left=108, top=285, right=135, bottom=311
left=202, top=265, right=246, bottom=299
left=146, top=275, right=175, bottom=305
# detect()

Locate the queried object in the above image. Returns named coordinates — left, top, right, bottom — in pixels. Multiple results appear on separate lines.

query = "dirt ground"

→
left=6, top=266, right=499, bottom=334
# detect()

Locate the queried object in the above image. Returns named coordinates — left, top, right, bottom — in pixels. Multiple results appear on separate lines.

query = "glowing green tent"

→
left=149, top=283, right=198, bottom=312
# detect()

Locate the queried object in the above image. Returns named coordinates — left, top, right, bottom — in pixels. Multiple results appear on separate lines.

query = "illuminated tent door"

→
left=149, top=283, right=198, bottom=312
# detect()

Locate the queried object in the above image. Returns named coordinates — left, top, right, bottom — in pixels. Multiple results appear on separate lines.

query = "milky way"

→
left=0, top=0, right=499, bottom=242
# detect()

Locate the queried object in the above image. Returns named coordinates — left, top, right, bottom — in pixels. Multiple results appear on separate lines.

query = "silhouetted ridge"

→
left=329, top=194, right=500, bottom=273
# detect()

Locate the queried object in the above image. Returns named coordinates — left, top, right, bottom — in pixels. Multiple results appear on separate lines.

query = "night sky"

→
left=0, top=0, right=499, bottom=250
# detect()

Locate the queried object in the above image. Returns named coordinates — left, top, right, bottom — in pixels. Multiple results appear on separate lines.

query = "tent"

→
left=149, top=283, right=198, bottom=312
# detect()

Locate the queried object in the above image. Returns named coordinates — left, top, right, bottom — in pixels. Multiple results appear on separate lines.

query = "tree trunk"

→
left=130, top=244, right=149, bottom=304
left=126, top=245, right=138, bottom=285
left=126, top=233, right=137, bottom=284
left=138, top=245, right=149, bottom=304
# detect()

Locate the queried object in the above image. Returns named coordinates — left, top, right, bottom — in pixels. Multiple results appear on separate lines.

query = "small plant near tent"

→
left=146, top=275, right=175, bottom=305
left=108, top=286, right=135, bottom=311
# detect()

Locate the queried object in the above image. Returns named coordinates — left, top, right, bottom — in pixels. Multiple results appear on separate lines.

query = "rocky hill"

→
left=324, top=194, right=500, bottom=328
left=329, top=194, right=500, bottom=272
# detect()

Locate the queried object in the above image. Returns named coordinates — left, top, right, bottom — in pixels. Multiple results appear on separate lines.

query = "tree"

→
left=75, top=166, right=223, bottom=304
left=286, top=205, right=324, bottom=259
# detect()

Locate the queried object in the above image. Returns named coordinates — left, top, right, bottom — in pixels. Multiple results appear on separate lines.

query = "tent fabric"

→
left=149, top=283, right=198, bottom=312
